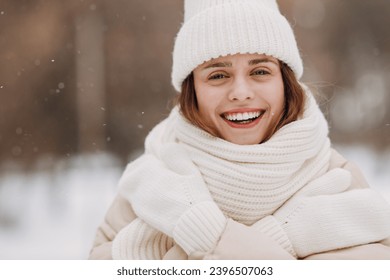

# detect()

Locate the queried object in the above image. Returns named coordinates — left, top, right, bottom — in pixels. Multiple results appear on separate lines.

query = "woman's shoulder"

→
left=329, top=148, right=370, bottom=188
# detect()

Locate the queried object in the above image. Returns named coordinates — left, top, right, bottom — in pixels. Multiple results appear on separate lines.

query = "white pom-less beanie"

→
left=171, top=0, right=303, bottom=92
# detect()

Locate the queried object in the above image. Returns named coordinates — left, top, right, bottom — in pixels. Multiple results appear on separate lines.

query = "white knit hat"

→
left=171, top=0, right=303, bottom=92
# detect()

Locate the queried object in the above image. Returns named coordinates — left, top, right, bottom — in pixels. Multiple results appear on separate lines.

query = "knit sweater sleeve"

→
left=118, top=151, right=228, bottom=257
left=112, top=218, right=175, bottom=260
left=253, top=188, right=390, bottom=258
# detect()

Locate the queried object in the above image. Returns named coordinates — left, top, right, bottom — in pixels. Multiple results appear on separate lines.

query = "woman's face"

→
left=193, top=53, right=285, bottom=145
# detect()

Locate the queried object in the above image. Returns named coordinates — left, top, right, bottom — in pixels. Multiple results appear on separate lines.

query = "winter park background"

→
left=0, top=0, right=389, bottom=259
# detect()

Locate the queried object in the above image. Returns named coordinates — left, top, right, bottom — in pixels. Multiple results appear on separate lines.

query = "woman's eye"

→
left=252, top=69, right=270, bottom=76
left=209, top=73, right=227, bottom=80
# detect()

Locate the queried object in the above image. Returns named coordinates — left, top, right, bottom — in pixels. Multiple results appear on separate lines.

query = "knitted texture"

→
left=112, top=218, right=174, bottom=259
left=117, top=142, right=228, bottom=257
left=111, top=203, right=226, bottom=259
left=281, top=188, right=390, bottom=258
left=174, top=94, right=330, bottom=225
left=171, top=0, right=303, bottom=91
left=251, top=215, right=295, bottom=256
left=173, top=202, right=227, bottom=254
left=113, top=88, right=390, bottom=259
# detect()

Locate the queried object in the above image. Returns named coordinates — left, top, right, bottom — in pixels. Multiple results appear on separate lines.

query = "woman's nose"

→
left=228, top=77, right=255, bottom=101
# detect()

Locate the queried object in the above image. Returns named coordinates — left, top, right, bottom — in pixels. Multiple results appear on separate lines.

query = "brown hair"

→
left=176, top=62, right=306, bottom=143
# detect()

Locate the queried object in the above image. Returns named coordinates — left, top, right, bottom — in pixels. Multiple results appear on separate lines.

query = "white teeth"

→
left=224, top=111, right=261, bottom=121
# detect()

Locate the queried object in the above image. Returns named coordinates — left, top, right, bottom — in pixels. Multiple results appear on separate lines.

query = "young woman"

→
left=89, top=0, right=390, bottom=260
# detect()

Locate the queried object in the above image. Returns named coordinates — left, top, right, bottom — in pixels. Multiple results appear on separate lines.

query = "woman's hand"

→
left=118, top=143, right=227, bottom=255
left=254, top=168, right=390, bottom=258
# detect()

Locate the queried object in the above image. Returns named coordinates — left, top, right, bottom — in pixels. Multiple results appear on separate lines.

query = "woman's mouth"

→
left=222, top=110, right=265, bottom=127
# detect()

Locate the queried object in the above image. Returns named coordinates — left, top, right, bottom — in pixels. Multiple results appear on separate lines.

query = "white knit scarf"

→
left=114, top=92, right=390, bottom=260
left=144, top=90, right=331, bottom=225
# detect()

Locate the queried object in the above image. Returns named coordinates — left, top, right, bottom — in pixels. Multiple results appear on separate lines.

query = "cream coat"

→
left=88, top=149, right=390, bottom=260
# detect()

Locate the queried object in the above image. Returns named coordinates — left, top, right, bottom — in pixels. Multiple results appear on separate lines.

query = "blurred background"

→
left=0, top=0, right=389, bottom=259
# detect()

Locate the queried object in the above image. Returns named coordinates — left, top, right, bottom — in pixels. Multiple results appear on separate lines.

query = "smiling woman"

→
left=89, top=0, right=390, bottom=260
left=192, top=54, right=285, bottom=145
left=181, top=53, right=305, bottom=144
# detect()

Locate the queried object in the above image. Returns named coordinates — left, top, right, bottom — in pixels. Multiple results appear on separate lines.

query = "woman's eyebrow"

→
left=248, top=58, right=279, bottom=66
left=202, top=61, right=232, bottom=69
left=202, top=58, right=278, bottom=70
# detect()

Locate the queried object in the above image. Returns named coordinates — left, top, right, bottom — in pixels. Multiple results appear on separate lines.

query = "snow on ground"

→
left=0, top=153, right=122, bottom=259
left=0, top=145, right=389, bottom=259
